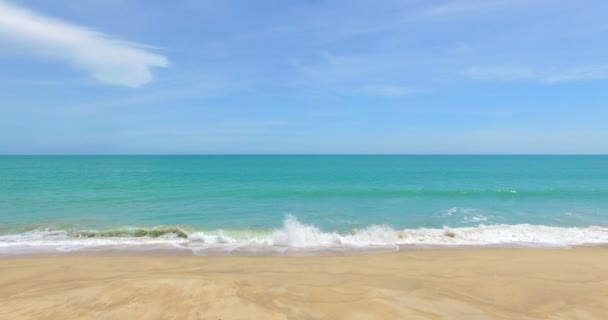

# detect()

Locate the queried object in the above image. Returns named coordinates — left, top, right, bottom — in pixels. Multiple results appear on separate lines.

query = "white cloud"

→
left=0, top=1, right=168, bottom=88
left=463, top=65, right=608, bottom=84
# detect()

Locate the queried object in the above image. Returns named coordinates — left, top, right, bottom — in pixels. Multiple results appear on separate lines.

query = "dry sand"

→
left=1, top=247, right=607, bottom=319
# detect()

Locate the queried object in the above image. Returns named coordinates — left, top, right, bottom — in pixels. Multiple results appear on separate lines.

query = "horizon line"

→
left=1, top=154, right=607, bottom=156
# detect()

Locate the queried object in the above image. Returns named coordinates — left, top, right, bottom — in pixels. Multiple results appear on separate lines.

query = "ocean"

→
left=1, top=155, right=607, bottom=255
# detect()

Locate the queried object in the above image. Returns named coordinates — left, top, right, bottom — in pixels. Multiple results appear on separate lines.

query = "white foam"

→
left=441, top=207, right=490, bottom=224
left=1, top=216, right=608, bottom=256
left=0, top=227, right=185, bottom=254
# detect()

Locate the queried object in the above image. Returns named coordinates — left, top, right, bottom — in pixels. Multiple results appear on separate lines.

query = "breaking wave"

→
left=1, top=215, right=608, bottom=256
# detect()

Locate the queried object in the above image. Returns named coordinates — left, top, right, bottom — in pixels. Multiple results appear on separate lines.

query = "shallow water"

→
left=1, top=155, right=607, bottom=255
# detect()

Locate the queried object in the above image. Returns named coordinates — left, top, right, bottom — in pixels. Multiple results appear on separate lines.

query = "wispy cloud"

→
left=0, top=1, right=168, bottom=88
left=462, top=66, right=535, bottom=81
left=413, top=0, right=535, bottom=19
left=292, top=51, right=424, bottom=96
left=463, top=65, right=608, bottom=84
left=542, top=65, right=608, bottom=83
left=361, top=84, right=416, bottom=97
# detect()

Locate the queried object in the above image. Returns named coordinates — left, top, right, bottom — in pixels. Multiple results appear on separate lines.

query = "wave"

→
left=1, top=215, right=608, bottom=256
left=242, top=189, right=608, bottom=199
left=70, top=226, right=190, bottom=239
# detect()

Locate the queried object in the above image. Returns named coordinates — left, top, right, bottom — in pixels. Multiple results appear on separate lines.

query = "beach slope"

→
left=1, top=248, right=607, bottom=319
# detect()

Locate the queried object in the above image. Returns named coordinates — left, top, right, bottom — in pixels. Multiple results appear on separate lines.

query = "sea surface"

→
left=1, top=155, right=607, bottom=255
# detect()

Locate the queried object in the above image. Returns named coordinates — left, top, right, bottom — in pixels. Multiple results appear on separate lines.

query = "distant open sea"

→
left=1, top=155, right=607, bottom=255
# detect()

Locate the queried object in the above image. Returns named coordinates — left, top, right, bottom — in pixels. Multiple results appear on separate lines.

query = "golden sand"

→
left=1, top=247, right=607, bottom=319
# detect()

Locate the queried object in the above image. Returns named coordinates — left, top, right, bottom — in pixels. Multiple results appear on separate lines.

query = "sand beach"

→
left=1, top=247, right=607, bottom=319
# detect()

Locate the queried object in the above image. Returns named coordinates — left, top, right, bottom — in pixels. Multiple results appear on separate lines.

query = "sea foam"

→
left=1, top=215, right=607, bottom=256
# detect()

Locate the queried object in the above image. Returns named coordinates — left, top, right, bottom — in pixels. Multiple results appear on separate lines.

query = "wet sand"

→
left=1, top=247, right=607, bottom=319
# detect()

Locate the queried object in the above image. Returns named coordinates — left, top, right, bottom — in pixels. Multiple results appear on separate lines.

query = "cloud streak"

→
left=412, top=0, right=536, bottom=20
left=361, top=84, right=416, bottom=97
left=463, top=65, right=608, bottom=84
left=0, top=1, right=168, bottom=87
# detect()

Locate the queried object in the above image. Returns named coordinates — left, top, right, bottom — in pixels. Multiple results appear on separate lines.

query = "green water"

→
left=1, top=155, right=607, bottom=234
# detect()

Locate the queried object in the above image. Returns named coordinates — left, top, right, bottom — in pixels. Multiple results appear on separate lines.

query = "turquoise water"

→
left=1, top=155, right=608, bottom=254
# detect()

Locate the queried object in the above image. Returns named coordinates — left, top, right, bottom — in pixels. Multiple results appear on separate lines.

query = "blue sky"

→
left=1, top=0, right=607, bottom=154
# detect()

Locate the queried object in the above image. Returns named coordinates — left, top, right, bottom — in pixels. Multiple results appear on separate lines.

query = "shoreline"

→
left=2, top=242, right=607, bottom=258
left=2, top=247, right=607, bottom=319
left=3, top=218, right=608, bottom=257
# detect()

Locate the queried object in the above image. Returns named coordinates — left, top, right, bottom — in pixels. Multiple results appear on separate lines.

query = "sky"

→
left=1, top=0, right=607, bottom=154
